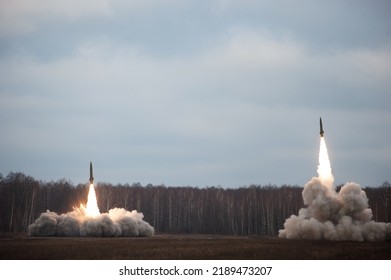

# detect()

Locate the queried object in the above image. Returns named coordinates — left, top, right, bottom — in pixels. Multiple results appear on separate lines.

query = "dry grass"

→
left=0, top=234, right=390, bottom=260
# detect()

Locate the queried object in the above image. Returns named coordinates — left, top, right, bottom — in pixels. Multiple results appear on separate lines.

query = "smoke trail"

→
left=279, top=137, right=391, bottom=241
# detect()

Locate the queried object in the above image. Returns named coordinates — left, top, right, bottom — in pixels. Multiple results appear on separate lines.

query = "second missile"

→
left=320, top=117, right=324, bottom=137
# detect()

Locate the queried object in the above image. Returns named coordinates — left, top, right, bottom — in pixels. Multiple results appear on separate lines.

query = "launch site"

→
left=1, top=234, right=391, bottom=260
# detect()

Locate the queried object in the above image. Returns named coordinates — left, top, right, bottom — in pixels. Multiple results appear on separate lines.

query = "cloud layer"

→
left=1, top=1, right=390, bottom=186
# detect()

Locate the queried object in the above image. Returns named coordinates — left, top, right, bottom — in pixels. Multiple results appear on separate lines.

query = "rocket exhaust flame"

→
left=317, top=137, right=334, bottom=188
left=85, top=183, right=100, bottom=217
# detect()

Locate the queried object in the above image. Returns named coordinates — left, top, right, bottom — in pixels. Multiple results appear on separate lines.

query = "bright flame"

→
left=85, top=183, right=100, bottom=217
left=317, top=136, right=334, bottom=188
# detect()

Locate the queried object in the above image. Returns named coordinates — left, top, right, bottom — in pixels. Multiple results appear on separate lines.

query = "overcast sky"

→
left=1, top=0, right=390, bottom=187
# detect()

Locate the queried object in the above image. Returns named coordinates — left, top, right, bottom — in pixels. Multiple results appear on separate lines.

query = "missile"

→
left=320, top=117, right=324, bottom=137
left=89, top=161, right=94, bottom=184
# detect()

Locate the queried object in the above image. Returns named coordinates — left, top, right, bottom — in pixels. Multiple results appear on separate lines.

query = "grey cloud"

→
left=0, top=1, right=390, bottom=186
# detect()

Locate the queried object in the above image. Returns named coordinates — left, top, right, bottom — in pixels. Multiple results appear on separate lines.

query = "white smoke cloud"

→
left=279, top=177, right=391, bottom=241
left=28, top=207, right=154, bottom=237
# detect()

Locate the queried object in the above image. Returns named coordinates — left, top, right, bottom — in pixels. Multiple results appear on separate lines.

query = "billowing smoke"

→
left=28, top=184, right=154, bottom=237
left=279, top=178, right=391, bottom=241
left=28, top=207, right=155, bottom=237
left=279, top=137, right=391, bottom=241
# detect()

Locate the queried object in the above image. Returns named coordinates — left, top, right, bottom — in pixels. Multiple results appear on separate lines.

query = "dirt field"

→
left=0, top=234, right=390, bottom=260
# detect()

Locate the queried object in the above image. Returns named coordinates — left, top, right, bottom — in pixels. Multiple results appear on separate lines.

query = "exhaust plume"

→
left=317, top=137, right=334, bottom=188
left=85, top=184, right=100, bottom=217
left=279, top=136, right=391, bottom=241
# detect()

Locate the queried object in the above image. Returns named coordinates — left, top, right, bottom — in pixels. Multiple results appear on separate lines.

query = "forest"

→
left=1, top=172, right=390, bottom=236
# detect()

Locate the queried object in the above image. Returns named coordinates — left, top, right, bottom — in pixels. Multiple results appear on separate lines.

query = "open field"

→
left=0, top=234, right=390, bottom=260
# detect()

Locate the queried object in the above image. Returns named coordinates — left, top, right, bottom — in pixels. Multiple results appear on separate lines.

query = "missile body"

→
left=320, top=117, right=324, bottom=137
left=89, top=161, right=94, bottom=184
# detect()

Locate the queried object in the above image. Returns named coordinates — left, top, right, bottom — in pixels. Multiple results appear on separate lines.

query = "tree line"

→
left=1, top=172, right=390, bottom=235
